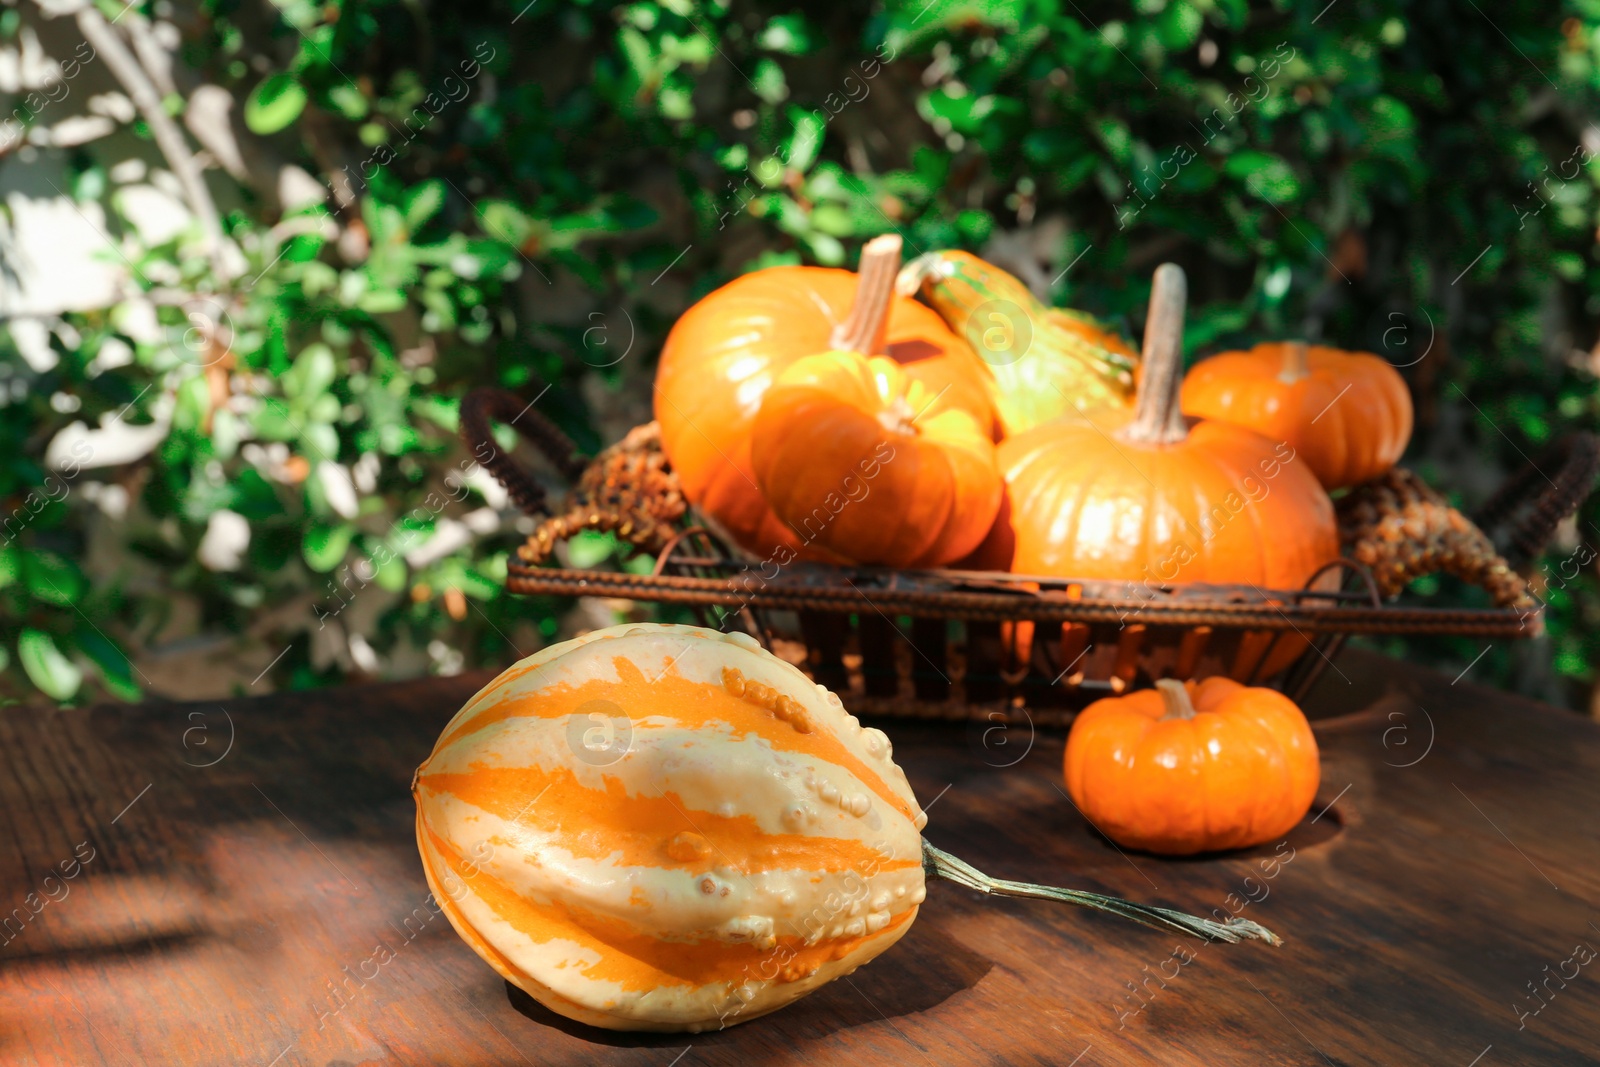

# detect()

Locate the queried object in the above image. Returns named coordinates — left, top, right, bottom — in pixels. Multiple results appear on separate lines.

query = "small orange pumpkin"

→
left=976, top=264, right=1339, bottom=591
left=751, top=353, right=1001, bottom=568
left=654, top=238, right=994, bottom=556
left=1180, top=341, right=1413, bottom=490
left=1064, top=677, right=1321, bottom=855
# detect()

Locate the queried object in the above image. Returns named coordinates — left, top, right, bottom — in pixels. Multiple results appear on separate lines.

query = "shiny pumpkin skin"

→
left=1064, top=677, right=1320, bottom=855
left=414, top=623, right=928, bottom=1032
left=984, top=408, right=1340, bottom=590
left=751, top=353, right=1002, bottom=567
left=654, top=266, right=994, bottom=556
left=1180, top=343, right=1413, bottom=490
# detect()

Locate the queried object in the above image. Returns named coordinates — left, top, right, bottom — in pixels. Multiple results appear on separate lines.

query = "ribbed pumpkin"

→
left=654, top=237, right=994, bottom=556
left=416, top=623, right=1280, bottom=1032
left=1180, top=342, right=1413, bottom=490
left=1064, top=677, right=1321, bottom=855
left=978, top=264, right=1339, bottom=591
left=414, top=623, right=929, bottom=1032
left=751, top=352, right=1001, bottom=567
left=897, top=249, right=1137, bottom=437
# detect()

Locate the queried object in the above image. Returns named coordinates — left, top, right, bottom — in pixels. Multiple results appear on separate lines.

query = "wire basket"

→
left=463, top=388, right=1598, bottom=726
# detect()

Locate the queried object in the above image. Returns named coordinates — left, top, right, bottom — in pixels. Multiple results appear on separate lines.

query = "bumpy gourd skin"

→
left=414, top=623, right=928, bottom=1032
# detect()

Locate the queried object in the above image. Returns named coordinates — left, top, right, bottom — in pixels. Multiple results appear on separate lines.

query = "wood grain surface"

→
left=2, top=648, right=1596, bottom=1066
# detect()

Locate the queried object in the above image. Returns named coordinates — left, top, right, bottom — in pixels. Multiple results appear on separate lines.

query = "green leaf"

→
left=752, top=58, right=788, bottom=105
left=567, top=530, right=619, bottom=569
left=758, top=14, right=815, bottom=54
left=784, top=107, right=826, bottom=174
left=284, top=343, right=337, bottom=400
left=478, top=200, right=540, bottom=248
left=1226, top=151, right=1300, bottom=204
left=0, top=545, right=18, bottom=590
left=22, top=549, right=85, bottom=606
left=303, top=521, right=356, bottom=572
left=18, top=629, right=81, bottom=701
left=75, top=627, right=141, bottom=702
left=373, top=550, right=408, bottom=593
left=403, top=180, right=447, bottom=230
left=456, top=568, right=499, bottom=600
left=245, top=73, right=308, bottom=135
left=326, top=82, right=369, bottom=121
left=1156, top=1, right=1202, bottom=49
left=357, top=289, right=408, bottom=314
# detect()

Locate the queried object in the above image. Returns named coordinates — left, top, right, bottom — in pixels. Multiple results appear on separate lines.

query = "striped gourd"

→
left=413, top=623, right=928, bottom=1032
left=415, top=623, right=1279, bottom=1033
left=898, top=249, right=1138, bottom=437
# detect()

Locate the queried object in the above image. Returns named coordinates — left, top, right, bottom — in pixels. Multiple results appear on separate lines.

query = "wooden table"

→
left=3, top=648, right=1597, bottom=1066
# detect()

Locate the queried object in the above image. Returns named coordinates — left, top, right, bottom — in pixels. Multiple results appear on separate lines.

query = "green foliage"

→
left=5, top=0, right=1600, bottom=706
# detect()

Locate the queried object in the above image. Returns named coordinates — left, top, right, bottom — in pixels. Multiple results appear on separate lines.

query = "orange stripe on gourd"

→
left=422, top=821, right=914, bottom=993
left=417, top=764, right=919, bottom=878
left=432, top=655, right=917, bottom=825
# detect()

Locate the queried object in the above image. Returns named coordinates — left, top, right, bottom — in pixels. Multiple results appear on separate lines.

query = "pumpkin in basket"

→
left=1064, top=677, right=1320, bottom=855
left=897, top=249, right=1138, bottom=437
left=654, top=236, right=995, bottom=557
left=976, top=264, right=1339, bottom=592
left=415, top=623, right=1277, bottom=1033
left=751, top=351, right=1002, bottom=567
left=1180, top=341, right=1412, bottom=490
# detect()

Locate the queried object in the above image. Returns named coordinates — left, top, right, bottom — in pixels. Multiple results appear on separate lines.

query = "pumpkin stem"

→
left=1117, top=262, right=1189, bottom=446
left=1156, top=678, right=1197, bottom=721
left=831, top=234, right=902, bottom=355
left=921, top=839, right=1280, bottom=946
left=1279, top=341, right=1310, bottom=383
left=876, top=394, right=919, bottom=435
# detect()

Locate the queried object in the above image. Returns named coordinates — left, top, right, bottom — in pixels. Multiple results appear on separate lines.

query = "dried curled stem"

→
left=921, top=839, right=1281, bottom=946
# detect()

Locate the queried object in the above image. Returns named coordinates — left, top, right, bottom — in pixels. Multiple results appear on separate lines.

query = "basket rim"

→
left=503, top=559, right=1541, bottom=637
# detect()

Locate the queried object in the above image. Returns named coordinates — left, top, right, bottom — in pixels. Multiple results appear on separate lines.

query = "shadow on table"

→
left=504, top=918, right=994, bottom=1047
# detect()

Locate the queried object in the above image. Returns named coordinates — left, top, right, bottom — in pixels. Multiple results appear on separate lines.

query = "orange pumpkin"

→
left=654, top=238, right=994, bottom=556
left=978, top=264, right=1339, bottom=591
left=752, top=353, right=1001, bottom=567
left=1064, top=677, right=1321, bottom=855
left=1180, top=341, right=1413, bottom=490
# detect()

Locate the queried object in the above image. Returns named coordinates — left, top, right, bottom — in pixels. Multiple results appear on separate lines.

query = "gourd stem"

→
left=832, top=234, right=902, bottom=355
left=1156, top=678, right=1197, bottom=720
left=1279, top=340, right=1310, bottom=383
left=894, top=251, right=947, bottom=297
left=921, top=839, right=1280, bottom=946
left=1119, top=262, right=1189, bottom=446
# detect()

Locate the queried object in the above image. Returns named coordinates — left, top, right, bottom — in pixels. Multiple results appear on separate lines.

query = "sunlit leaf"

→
left=245, top=73, right=308, bottom=134
left=19, top=628, right=81, bottom=701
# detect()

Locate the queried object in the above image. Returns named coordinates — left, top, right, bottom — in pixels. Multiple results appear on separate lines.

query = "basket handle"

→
left=458, top=387, right=588, bottom=517
left=1470, top=432, right=1600, bottom=565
